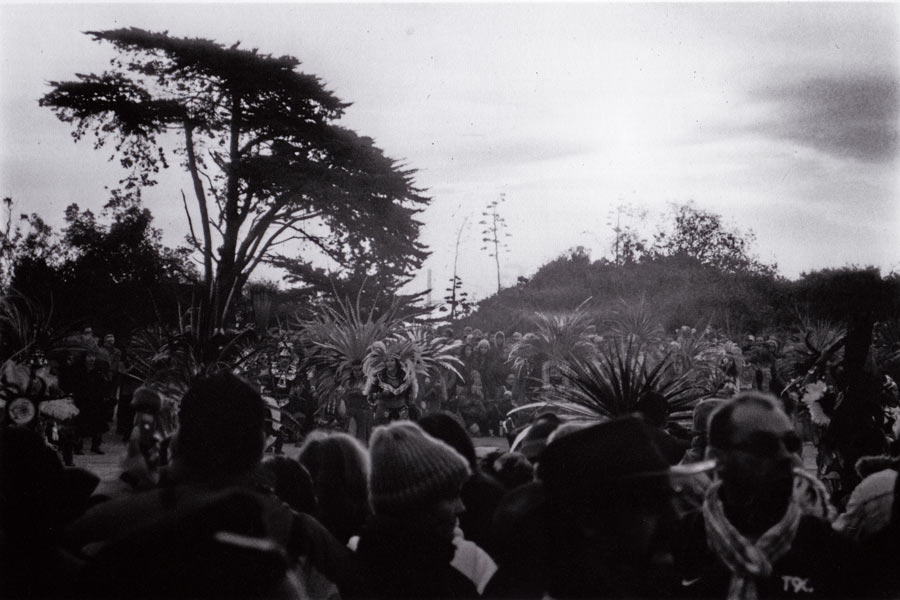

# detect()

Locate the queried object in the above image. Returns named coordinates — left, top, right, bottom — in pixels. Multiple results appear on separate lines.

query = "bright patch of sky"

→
left=1, top=3, right=898, bottom=303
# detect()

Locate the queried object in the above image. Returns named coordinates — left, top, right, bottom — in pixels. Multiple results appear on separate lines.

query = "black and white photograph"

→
left=1, top=2, right=899, bottom=599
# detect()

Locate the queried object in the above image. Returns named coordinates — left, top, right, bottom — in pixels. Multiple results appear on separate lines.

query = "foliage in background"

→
left=548, top=339, right=709, bottom=420
left=508, top=299, right=599, bottom=378
left=2, top=197, right=194, bottom=338
left=297, top=291, right=409, bottom=405
left=604, top=298, right=664, bottom=347
left=41, top=28, right=429, bottom=337
left=0, top=292, right=55, bottom=363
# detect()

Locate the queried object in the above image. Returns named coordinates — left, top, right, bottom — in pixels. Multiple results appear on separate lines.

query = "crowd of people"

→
left=3, top=350, right=900, bottom=598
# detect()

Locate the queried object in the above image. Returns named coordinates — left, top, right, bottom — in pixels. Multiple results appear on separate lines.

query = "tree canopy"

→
left=2, top=197, right=194, bottom=338
left=40, top=28, right=430, bottom=334
left=651, top=202, right=775, bottom=275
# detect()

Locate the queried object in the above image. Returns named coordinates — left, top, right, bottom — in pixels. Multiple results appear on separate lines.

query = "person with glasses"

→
left=674, top=392, right=863, bottom=599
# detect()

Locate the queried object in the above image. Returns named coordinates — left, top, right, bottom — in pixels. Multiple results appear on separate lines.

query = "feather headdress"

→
left=299, top=295, right=405, bottom=405
left=362, top=338, right=419, bottom=399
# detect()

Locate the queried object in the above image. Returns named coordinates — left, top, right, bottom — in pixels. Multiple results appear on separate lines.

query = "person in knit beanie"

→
left=351, top=421, right=480, bottom=599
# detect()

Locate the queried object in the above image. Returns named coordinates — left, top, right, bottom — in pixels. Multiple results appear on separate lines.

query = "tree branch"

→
left=180, top=189, right=201, bottom=250
left=183, top=120, right=214, bottom=294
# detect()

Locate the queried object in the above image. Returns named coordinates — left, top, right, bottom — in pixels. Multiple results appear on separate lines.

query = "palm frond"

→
left=605, top=297, right=664, bottom=347
left=508, top=298, right=598, bottom=375
left=397, top=327, right=464, bottom=381
left=0, top=291, right=56, bottom=362
left=777, top=319, right=846, bottom=382
left=297, top=292, right=407, bottom=404
left=548, top=338, right=708, bottom=420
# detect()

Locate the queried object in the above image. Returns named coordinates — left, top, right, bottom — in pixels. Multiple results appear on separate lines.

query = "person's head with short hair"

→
left=706, top=391, right=802, bottom=535
left=546, top=420, right=595, bottom=445
left=171, top=370, right=267, bottom=484
left=516, top=413, right=561, bottom=464
left=485, top=450, right=534, bottom=491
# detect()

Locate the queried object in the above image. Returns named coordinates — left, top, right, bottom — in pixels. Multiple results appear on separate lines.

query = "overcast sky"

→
left=2, top=3, right=898, bottom=302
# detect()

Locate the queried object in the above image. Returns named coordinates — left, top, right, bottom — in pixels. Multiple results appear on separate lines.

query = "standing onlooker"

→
left=419, top=412, right=506, bottom=550
left=680, top=398, right=726, bottom=465
left=115, top=346, right=142, bottom=442
left=68, top=370, right=359, bottom=598
left=69, top=353, right=107, bottom=455
left=488, top=416, right=680, bottom=598
left=99, top=333, right=121, bottom=426
left=352, top=421, right=478, bottom=599
left=675, top=392, right=860, bottom=598
left=297, top=431, right=372, bottom=546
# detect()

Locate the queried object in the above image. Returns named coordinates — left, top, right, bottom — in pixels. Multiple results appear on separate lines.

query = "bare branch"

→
left=183, top=120, right=214, bottom=293
left=239, top=133, right=275, bottom=155
left=180, top=189, right=201, bottom=250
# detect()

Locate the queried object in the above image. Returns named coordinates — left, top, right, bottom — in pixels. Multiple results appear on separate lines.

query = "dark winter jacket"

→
left=351, top=513, right=478, bottom=599
left=675, top=511, right=863, bottom=599
left=459, top=470, right=506, bottom=551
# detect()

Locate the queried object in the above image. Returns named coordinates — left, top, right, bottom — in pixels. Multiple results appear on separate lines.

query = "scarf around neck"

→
left=702, top=479, right=802, bottom=600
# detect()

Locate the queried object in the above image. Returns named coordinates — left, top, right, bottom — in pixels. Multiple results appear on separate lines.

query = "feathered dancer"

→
left=363, top=332, right=463, bottom=425
left=363, top=339, right=420, bottom=423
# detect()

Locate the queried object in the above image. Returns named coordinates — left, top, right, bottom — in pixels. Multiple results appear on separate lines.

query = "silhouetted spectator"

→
left=352, top=421, right=478, bottom=599
left=420, top=412, right=506, bottom=549
left=489, top=416, right=680, bottom=598
left=298, top=431, right=371, bottom=545
left=259, top=456, right=317, bottom=515
left=67, top=370, right=359, bottom=598
left=0, top=426, right=99, bottom=598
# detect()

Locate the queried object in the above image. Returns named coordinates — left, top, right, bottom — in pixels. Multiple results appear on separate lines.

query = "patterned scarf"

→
left=792, top=467, right=837, bottom=522
left=702, top=479, right=802, bottom=600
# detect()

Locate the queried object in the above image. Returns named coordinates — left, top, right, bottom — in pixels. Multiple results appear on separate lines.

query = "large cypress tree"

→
left=41, top=28, right=429, bottom=336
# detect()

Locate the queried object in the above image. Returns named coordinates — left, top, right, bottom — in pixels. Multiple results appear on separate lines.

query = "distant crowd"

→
left=3, top=353, right=900, bottom=598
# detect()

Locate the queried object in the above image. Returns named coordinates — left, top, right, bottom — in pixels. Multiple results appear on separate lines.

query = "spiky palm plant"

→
left=508, top=298, right=598, bottom=379
left=605, top=297, right=665, bottom=348
left=127, top=302, right=259, bottom=407
left=298, top=292, right=407, bottom=405
left=872, top=320, right=900, bottom=381
left=394, top=325, right=464, bottom=381
left=777, top=319, right=846, bottom=383
left=0, top=291, right=55, bottom=363
left=547, top=338, right=709, bottom=421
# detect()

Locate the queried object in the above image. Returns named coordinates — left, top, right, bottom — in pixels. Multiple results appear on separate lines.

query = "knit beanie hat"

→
left=369, top=421, right=471, bottom=514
